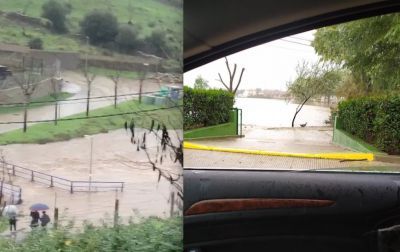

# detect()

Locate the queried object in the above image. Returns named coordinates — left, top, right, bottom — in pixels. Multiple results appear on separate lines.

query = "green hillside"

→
left=0, top=0, right=182, bottom=55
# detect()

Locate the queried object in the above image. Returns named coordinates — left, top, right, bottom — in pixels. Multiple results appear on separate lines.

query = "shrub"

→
left=80, top=10, right=118, bottom=45
left=116, top=25, right=138, bottom=53
left=41, top=0, right=70, bottom=33
left=0, top=217, right=182, bottom=252
left=337, top=95, right=400, bottom=154
left=28, top=37, right=43, bottom=49
left=144, top=29, right=168, bottom=57
left=184, top=86, right=235, bottom=130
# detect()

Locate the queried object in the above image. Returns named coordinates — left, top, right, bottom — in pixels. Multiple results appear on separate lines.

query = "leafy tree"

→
left=41, top=0, right=71, bottom=33
left=28, top=38, right=43, bottom=50
left=115, top=25, right=138, bottom=53
left=287, top=61, right=342, bottom=127
left=193, top=75, right=209, bottom=89
left=80, top=10, right=118, bottom=45
left=313, top=13, right=400, bottom=94
left=145, top=29, right=169, bottom=57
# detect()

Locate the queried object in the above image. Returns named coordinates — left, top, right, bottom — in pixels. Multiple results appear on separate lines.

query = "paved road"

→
left=0, top=71, right=164, bottom=133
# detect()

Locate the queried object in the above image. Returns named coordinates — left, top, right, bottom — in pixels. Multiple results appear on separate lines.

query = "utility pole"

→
left=113, top=189, right=119, bottom=228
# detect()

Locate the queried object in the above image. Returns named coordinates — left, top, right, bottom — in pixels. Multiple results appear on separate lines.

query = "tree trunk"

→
left=114, top=83, right=118, bottom=108
left=86, top=82, right=91, bottom=117
left=139, top=80, right=143, bottom=104
left=291, top=97, right=310, bottom=127
left=23, top=102, right=28, bottom=132
left=54, top=101, right=58, bottom=125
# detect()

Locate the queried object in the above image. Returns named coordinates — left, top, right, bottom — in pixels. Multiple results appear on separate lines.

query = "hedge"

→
left=337, top=95, right=400, bottom=154
left=184, top=86, right=234, bottom=130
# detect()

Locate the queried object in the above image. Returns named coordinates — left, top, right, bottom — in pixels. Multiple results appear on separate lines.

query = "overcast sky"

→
left=184, top=30, right=320, bottom=91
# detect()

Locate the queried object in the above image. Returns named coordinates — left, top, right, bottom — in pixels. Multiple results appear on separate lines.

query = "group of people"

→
left=30, top=210, right=50, bottom=228
left=7, top=210, right=50, bottom=232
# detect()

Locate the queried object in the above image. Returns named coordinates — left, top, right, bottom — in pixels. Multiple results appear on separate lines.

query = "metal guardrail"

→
left=233, top=108, right=243, bottom=136
left=0, top=161, right=124, bottom=193
left=0, top=180, right=22, bottom=204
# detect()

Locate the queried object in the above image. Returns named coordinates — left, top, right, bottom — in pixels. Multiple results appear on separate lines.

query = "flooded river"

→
left=235, top=97, right=331, bottom=127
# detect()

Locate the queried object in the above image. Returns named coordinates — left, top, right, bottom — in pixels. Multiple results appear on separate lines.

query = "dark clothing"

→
left=9, top=217, right=16, bottom=231
left=30, top=211, right=40, bottom=228
left=40, top=213, right=50, bottom=227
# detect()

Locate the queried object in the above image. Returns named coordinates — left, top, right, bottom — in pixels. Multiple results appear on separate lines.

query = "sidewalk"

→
left=184, top=126, right=400, bottom=170
left=189, top=126, right=351, bottom=154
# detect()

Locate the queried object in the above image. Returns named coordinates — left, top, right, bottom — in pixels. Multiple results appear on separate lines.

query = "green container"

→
left=142, top=96, right=155, bottom=105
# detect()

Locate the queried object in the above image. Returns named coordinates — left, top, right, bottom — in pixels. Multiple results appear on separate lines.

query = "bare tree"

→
left=217, top=57, right=245, bottom=94
left=13, top=58, right=44, bottom=132
left=109, top=69, right=120, bottom=108
left=138, top=63, right=149, bottom=104
left=50, top=60, right=62, bottom=125
left=124, top=99, right=183, bottom=205
left=83, top=68, right=96, bottom=117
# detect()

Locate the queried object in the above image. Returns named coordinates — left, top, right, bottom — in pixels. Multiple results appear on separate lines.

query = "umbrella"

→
left=29, top=203, right=49, bottom=211
left=3, top=205, right=18, bottom=218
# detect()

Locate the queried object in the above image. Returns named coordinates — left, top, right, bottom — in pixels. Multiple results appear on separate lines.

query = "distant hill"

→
left=0, top=0, right=182, bottom=57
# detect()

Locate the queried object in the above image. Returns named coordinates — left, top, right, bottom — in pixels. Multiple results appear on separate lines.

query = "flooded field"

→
left=0, top=129, right=182, bottom=230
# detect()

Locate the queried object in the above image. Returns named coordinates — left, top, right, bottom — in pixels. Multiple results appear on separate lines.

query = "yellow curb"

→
left=184, top=142, right=374, bottom=161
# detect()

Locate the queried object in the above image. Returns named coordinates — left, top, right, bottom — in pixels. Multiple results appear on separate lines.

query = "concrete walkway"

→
left=184, top=126, right=400, bottom=170
left=189, top=126, right=350, bottom=154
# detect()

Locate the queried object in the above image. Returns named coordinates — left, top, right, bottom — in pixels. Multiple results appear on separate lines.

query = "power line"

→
left=279, top=38, right=313, bottom=47
left=0, top=89, right=183, bottom=107
left=0, top=105, right=182, bottom=125
left=287, top=36, right=313, bottom=43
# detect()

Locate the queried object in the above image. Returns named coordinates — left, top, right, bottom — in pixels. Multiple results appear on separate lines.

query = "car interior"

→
left=183, top=1, right=400, bottom=251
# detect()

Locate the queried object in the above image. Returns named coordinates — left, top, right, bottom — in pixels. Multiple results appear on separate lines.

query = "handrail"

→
left=0, top=161, right=124, bottom=193
left=0, top=180, right=22, bottom=204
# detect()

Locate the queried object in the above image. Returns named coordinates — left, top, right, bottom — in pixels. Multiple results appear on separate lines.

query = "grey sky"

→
left=184, top=31, right=319, bottom=91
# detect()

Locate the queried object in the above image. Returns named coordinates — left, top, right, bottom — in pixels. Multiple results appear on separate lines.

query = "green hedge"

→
left=184, top=86, right=234, bottom=130
left=337, top=95, right=400, bottom=154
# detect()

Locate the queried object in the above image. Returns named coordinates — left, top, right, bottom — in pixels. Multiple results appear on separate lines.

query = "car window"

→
left=183, top=13, right=400, bottom=173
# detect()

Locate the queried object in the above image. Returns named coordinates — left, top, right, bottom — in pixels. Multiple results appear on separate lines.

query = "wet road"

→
left=0, top=71, right=163, bottom=133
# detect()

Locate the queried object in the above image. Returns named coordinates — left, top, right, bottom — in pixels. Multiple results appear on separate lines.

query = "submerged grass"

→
left=0, top=99, right=182, bottom=145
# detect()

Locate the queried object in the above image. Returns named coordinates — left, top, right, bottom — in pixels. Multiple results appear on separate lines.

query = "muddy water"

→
left=0, top=129, right=182, bottom=230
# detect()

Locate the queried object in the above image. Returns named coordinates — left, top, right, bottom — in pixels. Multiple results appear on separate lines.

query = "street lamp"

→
left=84, top=135, right=94, bottom=192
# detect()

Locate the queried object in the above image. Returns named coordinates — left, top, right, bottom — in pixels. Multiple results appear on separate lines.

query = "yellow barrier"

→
left=184, top=141, right=374, bottom=161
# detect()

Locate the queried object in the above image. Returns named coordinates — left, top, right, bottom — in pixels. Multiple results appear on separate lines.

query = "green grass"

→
left=0, top=92, right=73, bottom=114
left=0, top=217, right=8, bottom=233
left=0, top=99, right=182, bottom=145
left=0, top=216, right=182, bottom=252
left=88, top=67, right=139, bottom=79
left=0, top=0, right=182, bottom=53
left=184, top=110, right=238, bottom=139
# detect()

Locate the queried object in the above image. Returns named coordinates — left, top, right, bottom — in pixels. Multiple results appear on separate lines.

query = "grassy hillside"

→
left=0, top=0, right=182, bottom=54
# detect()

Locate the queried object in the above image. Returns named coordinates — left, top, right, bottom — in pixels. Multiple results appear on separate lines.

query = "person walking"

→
left=40, top=211, right=50, bottom=227
left=8, top=214, right=17, bottom=232
left=30, top=210, right=40, bottom=228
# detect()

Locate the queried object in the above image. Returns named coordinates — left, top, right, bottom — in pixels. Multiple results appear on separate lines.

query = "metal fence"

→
left=0, top=161, right=124, bottom=193
left=0, top=180, right=22, bottom=204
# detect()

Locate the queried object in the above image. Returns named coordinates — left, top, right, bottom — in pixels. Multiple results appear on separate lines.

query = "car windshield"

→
left=183, top=13, right=400, bottom=173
